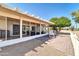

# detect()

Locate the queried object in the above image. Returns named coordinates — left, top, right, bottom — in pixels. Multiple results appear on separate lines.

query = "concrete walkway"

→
left=0, top=32, right=74, bottom=56
left=26, top=33, right=74, bottom=56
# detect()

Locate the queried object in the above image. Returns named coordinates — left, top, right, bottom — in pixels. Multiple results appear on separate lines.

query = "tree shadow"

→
left=59, top=32, right=70, bottom=35
left=0, top=35, right=50, bottom=56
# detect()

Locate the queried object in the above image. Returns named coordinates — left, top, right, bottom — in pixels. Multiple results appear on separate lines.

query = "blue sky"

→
left=7, top=3, right=79, bottom=28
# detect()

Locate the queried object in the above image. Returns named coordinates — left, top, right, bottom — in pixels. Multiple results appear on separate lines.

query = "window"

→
left=32, top=26, right=35, bottom=32
left=22, top=25, right=29, bottom=35
left=13, top=25, right=20, bottom=35
left=22, top=25, right=26, bottom=34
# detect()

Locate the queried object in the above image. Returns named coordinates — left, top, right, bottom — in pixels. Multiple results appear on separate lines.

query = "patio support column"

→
left=48, top=26, right=50, bottom=33
left=45, top=26, right=47, bottom=33
left=43, top=25, right=45, bottom=33
left=29, top=22, right=31, bottom=36
left=35, top=24, right=37, bottom=35
left=20, top=19, right=22, bottom=38
left=46, top=26, right=48, bottom=33
left=40, top=24, right=41, bottom=34
left=44, top=25, right=46, bottom=33
left=5, top=17, right=7, bottom=40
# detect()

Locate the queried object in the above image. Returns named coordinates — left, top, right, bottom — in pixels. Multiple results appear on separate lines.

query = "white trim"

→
left=0, top=33, right=48, bottom=48
left=29, top=22, right=31, bottom=36
left=5, top=17, right=7, bottom=40
left=20, top=19, right=22, bottom=38
left=70, top=32, right=79, bottom=56
left=40, top=24, right=41, bottom=34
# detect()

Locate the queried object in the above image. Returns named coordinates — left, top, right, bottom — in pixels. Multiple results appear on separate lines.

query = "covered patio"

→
left=0, top=16, right=49, bottom=41
left=0, top=5, right=53, bottom=48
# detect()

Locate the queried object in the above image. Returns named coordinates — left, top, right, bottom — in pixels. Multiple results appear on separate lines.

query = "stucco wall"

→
left=36, top=25, right=40, bottom=32
left=0, top=17, right=48, bottom=36
left=7, top=19, right=20, bottom=36
left=7, top=19, right=30, bottom=36
left=0, top=17, right=6, bottom=30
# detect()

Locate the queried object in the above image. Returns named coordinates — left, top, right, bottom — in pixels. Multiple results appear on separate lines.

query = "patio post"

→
left=40, top=24, right=41, bottom=34
left=47, top=26, right=49, bottom=33
left=29, top=22, right=31, bottom=36
left=48, top=26, right=50, bottom=33
left=20, top=18, right=22, bottom=38
left=5, top=17, right=7, bottom=40
left=35, top=24, right=37, bottom=35
left=44, top=26, right=46, bottom=33
left=45, top=26, right=47, bottom=33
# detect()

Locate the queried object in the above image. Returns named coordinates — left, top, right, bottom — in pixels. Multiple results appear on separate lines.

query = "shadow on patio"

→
left=0, top=35, right=50, bottom=56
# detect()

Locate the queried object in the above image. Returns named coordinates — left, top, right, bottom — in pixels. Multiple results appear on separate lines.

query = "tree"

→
left=50, top=17, right=59, bottom=27
left=50, top=17, right=71, bottom=30
left=71, top=10, right=79, bottom=29
left=58, top=17, right=71, bottom=27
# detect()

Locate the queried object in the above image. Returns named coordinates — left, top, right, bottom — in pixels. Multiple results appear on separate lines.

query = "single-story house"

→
left=0, top=4, right=54, bottom=48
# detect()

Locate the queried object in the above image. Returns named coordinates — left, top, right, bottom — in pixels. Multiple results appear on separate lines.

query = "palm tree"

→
left=71, top=10, right=79, bottom=30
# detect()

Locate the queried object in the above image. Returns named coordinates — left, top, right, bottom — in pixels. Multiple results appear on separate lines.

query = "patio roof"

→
left=0, top=4, right=54, bottom=25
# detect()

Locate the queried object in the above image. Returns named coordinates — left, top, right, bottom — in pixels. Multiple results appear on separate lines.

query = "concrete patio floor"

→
left=0, top=31, right=74, bottom=56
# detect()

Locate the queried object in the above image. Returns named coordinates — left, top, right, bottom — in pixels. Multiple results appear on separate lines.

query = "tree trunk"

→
left=76, top=22, right=77, bottom=30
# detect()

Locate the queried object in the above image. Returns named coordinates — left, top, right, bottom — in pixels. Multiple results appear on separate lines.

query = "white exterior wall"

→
left=7, top=20, right=29, bottom=36
left=0, top=17, right=6, bottom=30
left=36, top=25, right=40, bottom=32
left=37, top=26, right=40, bottom=32
left=23, top=21, right=29, bottom=26
left=7, top=20, right=20, bottom=36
